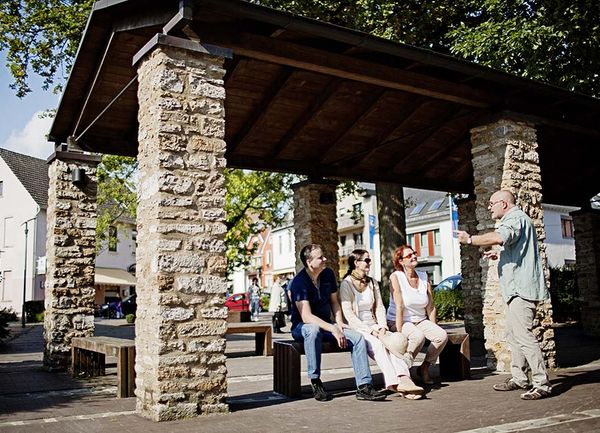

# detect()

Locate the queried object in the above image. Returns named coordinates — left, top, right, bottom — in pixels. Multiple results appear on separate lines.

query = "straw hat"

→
left=379, top=331, right=408, bottom=359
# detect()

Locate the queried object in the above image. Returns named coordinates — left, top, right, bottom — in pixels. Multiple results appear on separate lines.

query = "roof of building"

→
left=0, top=148, right=49, bottom=209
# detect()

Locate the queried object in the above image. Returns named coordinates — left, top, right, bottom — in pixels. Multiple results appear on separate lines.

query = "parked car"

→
left=98, top=294, right=137, bottom=318
left=434, top=274, right=462, bottom=291
left=225, top=293, right=263, bottom=312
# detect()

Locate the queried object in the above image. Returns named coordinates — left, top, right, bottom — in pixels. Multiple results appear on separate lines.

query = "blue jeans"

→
left=291, top=323, right=372, bottom=387
left=250, top=298, right=260, bottom=318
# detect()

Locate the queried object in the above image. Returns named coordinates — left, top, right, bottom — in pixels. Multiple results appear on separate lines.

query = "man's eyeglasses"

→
left=488, top=200, right=505, bottom=209
left=356, top=258, right=372, bottom=264
left=402, top=252, right=417, bottom=260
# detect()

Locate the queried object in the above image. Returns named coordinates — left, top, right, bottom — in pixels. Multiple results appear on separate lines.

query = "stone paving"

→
left=1, top=317, right=599, bottom=432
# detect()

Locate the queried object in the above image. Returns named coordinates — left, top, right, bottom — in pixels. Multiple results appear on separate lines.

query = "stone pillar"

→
left=457, top=196, right=484, bottom=343
left=572, top=208, right=600, bottom=336
left=376, top=182, right=406, bottom=297
left=470, top=118, right=555, bottom=371
left=135, top=41, right=229, bottom=420
left=43, top=152, right=100, bottom=370
left=292, top=180, right=339, bottom=276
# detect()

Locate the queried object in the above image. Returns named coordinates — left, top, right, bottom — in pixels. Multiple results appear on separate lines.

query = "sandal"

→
left=399, top=392, right=423, bottom=400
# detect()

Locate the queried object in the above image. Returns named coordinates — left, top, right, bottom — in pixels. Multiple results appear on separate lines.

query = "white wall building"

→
left=0, top=148, right=47, bottom=314
left=542, top=203, right=578, bottom=268
left=0, top=148, right=137, bottom=317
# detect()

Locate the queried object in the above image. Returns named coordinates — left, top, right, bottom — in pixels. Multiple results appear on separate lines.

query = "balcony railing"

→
left=339, top=244, right=367, bottom=256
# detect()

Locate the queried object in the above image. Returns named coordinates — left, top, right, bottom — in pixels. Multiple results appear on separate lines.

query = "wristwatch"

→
left=467, top=236, right=472, bottom=245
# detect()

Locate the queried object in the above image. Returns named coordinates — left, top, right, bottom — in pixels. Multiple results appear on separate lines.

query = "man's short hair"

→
left=300, top=244, right=322, bottom=267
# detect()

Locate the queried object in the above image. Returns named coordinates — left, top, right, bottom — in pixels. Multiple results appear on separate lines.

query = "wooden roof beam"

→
left=390, top=110, right=473, bottom=173
left=225, top=66, right=294, bottom=155
left=208, top=32, right=494, bottom=108
left=270, top=78, right=340, bottom=159
left=318, top=88, right=387, bottom=164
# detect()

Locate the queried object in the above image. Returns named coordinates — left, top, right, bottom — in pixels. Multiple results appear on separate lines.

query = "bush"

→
left=24, top=300, right=45, bottom=323
left=434, top=289, right=464, bottom=322
left=35, top=312, right=45, bottom=322
left=549, top=266, right=580, bottom=322
left=260, top=294, right=270, bottom=311
left=125, top=314, right=135, bottom=324
left=0, top=307, right=18, bottom=340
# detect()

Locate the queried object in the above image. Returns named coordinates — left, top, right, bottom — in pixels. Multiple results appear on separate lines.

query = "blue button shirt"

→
left=496, top=207, right=548, bottom=303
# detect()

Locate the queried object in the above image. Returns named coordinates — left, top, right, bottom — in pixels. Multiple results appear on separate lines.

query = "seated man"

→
left=289, top=243, right=386, bottom=402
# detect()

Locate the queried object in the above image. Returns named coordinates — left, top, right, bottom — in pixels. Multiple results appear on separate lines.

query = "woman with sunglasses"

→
left=340, top=249, right=424, bottom=399
left=387, top=245, right=448, bottom=385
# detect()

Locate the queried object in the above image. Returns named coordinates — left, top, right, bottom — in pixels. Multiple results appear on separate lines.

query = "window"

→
left=410, top=202, right=427, bottom=215
left=266, top=251, right=272, bottom=265
left=561, top=217, right=574, bottom=239
left=340, top=235, right=346, bottom=246
left=288, top=229, right=293, bottom=252
left=407, top=234, right=415, bottom=248
left=108, top=226, right=118, bottom=252
left=428, top=199, right=444, bottom=212
left=420, top=232, right=427, bottom=247
left=434, top=229, right=440, bottom=245
left=278, top=235, right=283, bottom=254
left=353, top=232, right=363, bottom=246
left=131, top=229, right=137, bottom=254
left=1, top=270, right=11, bottom=301
left=0, top=180, right=3, bottom=197
left=3, top=217, right=14, bottom=247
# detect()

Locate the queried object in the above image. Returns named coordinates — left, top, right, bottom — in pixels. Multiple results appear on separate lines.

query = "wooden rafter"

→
left=225, top=66, right=294, bottom=155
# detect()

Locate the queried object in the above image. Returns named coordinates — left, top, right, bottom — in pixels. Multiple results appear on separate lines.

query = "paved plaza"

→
left=1, top=317, right=599, bottom=433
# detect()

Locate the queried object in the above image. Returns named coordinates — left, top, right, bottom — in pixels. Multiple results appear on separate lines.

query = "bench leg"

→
left=127, top=347, right=136, bottom=397
left=117, top=348, right=128, bottom=398
left=255, top=328, right=273, bottom=356
left=439, top=334, right=471, bottom=380
left=273, top=344, right=301, bottom=397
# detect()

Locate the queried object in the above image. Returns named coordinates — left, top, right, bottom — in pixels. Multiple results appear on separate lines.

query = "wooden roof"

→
left=49, top=0, right=600, bottom=207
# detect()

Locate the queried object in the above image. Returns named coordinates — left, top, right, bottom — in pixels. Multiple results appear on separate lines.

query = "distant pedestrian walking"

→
left=248, top=278, right=262, bottom=322
left=456, top=189, right=552, bottom=400
left=269, top=276, right=288, bottom=333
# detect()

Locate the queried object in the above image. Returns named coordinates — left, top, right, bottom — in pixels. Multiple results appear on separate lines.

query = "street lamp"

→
left=21, top=210, right=39, bottom=328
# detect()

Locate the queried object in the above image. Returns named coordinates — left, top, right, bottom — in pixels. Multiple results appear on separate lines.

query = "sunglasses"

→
left=402, top=252, right=417, bottom=260
left=356, top=258, right=372, bottom=264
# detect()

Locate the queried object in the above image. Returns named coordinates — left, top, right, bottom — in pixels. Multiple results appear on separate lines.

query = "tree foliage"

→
left=449, top=0, right=600, bottom=96
left=0, top=0, right=94, bottom=97
left=96, top=155, right=137, bottom=250
left=225, top=169, right=295, bottom=273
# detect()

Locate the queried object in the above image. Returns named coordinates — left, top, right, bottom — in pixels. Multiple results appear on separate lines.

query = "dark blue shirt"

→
left=289, top=267, right=338, bottom=330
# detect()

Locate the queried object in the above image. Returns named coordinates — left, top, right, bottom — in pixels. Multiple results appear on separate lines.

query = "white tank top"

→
left=393, top=270, right=429, bottom=323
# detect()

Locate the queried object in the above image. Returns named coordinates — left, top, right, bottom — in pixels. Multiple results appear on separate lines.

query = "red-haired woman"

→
left=386, top=245, right=448, bottom=385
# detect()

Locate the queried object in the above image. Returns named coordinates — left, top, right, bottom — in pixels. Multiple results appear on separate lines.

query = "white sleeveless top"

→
left=393, top=270, right=429, bottom=323
left=353, top=285, right=376, bottom=326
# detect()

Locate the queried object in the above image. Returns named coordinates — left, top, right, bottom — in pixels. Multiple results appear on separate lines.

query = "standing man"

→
left=456, top=190, right=552, bottom=400
left=288, top=244, right=386, bottom=402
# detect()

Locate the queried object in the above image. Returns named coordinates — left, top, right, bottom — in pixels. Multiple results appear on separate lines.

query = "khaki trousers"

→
left=506, top=296, right=552, bottom=392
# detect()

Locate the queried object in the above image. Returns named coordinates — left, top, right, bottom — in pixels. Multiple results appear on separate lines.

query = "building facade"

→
left=0, top=148, right=137, bottom=316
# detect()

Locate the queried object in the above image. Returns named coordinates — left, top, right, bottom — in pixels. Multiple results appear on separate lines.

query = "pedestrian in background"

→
left=248, top=278, right=262, bottom=322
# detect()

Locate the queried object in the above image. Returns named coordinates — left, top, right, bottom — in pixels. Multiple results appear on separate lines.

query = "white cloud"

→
left=1, top=111, right=54, bottom=159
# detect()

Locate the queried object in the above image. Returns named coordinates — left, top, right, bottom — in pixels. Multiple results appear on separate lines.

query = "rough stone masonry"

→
left=135, top=44, right=229, bottom=421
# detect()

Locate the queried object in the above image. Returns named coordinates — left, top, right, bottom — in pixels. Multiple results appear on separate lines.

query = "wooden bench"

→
left=273, top=331, right=470, bottom=397
left=71, top=336, right=135, bottom=398
left=226, top=322, right=273, bottom=356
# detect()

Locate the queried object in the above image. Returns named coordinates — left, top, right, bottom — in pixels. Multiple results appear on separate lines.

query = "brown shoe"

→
left=493, top=377, right=529, bottom=391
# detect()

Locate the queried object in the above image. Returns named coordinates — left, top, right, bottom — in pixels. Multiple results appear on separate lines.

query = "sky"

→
left=0, top=52, right=61, bottom=160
